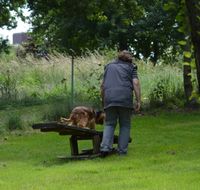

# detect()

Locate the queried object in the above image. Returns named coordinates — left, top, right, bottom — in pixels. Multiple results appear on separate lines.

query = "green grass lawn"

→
left=0, top=112, right=200, bottom=190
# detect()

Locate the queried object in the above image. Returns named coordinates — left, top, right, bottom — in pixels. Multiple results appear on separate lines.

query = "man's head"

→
left=118, top=50, right=133, bottom=63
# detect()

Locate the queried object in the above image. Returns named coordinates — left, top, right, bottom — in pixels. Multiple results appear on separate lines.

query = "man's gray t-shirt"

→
left=103, top=59, right=138, bottom=109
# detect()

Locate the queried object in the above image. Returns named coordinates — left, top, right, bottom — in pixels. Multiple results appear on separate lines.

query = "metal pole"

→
left=71, top=55, right=74, bottom=108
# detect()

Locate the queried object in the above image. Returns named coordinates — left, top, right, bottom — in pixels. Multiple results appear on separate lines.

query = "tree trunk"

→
left=151, top=40, right=159, bottom=66
left=118, top=33, right=128, bottom=51
left=183, top=42, right=193, bottom=103
left=118, top=40, right=128, bottom=51
left=185, top=0, right=200, bottom=94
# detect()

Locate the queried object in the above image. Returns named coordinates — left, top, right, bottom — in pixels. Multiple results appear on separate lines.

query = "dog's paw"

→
left=60, top=117, right=65, bottom=123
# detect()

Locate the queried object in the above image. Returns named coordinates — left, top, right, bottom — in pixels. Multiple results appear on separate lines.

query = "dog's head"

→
left=95, top=111, right=105, bottom=125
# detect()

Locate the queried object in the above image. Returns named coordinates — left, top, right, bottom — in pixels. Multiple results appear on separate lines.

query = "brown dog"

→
left=60, top=106, right=105, bottom=129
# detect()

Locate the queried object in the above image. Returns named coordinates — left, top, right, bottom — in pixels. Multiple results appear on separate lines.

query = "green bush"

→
left=6, top=113, right=24, bottom=131
left=0, top=126, right=6, bottom=134
left=149, top=77, right=184, bottom=108
left=43, top=101, right=71, bottom=121
left=0, top=50, right=185, bottom=110
left=0, top=70, right=18, bottom=100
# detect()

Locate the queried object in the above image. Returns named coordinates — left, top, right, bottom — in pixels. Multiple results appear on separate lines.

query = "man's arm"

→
left=132, top=78, right=141, bottom=112
left=100, top=81, right=104, bottom=107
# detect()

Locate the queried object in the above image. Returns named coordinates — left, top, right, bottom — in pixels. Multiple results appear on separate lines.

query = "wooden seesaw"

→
left=32, top=122, right=132, bottom=159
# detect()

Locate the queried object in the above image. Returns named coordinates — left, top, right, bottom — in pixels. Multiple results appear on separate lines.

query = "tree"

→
left=27, top=0, right=183, bottom=64
left=27, top=0, right=142, bottom=55
left=0, top=37, right=9, bottom=54
left=177, top=1, right=194, bottom=104
left=0, top=1, right=26, bottom=28
left=185, top=0, right=200, bottom=94
left=164, top=0, right=195, bottom=104
left=130, top=0, right=181, bottom=64
left=0, top=0, right=26, bottom=53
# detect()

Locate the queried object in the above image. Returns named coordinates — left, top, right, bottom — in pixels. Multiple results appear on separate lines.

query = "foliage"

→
left=0, top=51, right=184, bottom=110
left=131, top=0, right=181, bottom=64
left=16, top=39, right=50, bottom=60
left=0, top=0, right=26, bottom=29
left=0, top=0, right=26, bottom=53
left=25, top=0, right=184, bottom=64
left=0, top=69, right=18, bottom=101
left=164, top=0, right=200, bottom=101
left=163, top=0, right=198, bottom=105
left=138, top=60, right=183, bottom=108
left=0, top=0, right=191, bottom=67
left=26, top=0, right=142, bottom=54
left=43, top=101, right=71, bottom=121
left=74, top=52, right=105, bottom=108
left=149, top=77, right=184, bottom=108
left=185, top=0, right=200, bottom=95
left=0, top=37, right=10, bottom=54
left=6, top=113, right=23, bottom=131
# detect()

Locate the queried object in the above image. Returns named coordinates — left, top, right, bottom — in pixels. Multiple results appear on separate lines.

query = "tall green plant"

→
left=185, top=0, right=200, bottom=97
left=164, top=0, right=198, bottom=105
left=0, top=37, right=10, bottom=54
left=27, top=0, right=142, bottom=54
left=7, top=113, right=23, bottom=131
left=0, top=70, right=17, bottom=100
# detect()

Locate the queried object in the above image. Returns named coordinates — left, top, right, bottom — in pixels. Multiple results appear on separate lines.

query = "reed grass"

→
left=0, top=51, right=184, bottom=109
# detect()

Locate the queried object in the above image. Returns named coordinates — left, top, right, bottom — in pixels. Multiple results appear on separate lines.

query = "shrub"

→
left=0, top=126, right=6, bottom=134
left=0, top=70, right=18, bottom=100
left=0, top=50, right=185, bottom=110
left=149, top=77, right=185, bottom=108
left=43, top=101, right=71, bottom=121
left=7, top=113, right=24, bottom=131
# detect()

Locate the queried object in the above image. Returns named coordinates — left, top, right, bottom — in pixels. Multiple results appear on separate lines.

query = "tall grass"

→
left=138, top=61, right=184, bottom=108
left=0, top=51, right=184, bottom=109
left=6, top=113, right=24, bottom=131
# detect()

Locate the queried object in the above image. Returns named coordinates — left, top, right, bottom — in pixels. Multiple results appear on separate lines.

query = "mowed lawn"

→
left=0, top=112, right=200, bottom=190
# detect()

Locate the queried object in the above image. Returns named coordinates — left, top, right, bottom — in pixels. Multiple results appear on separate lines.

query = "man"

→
left=100, top=50, right=141, bottom=156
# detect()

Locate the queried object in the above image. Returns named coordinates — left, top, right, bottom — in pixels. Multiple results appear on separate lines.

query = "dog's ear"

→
left=95, top=111, right=105, bottom=125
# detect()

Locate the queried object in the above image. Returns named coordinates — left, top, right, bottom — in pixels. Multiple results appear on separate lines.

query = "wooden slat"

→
left=70, top=136, right=79, bottom=156
left=57, top=153, right=101, bottom=160
left=32, top=122, right=61, bottom=129
left=32, top=122, right=132, bottom=143
left=33, top=122, right=100, bottom=135
left=92, top=135, right=101, bottom=154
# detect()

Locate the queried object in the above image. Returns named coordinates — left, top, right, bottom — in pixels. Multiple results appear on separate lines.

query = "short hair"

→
left=118, top=50, right=133, bottom=63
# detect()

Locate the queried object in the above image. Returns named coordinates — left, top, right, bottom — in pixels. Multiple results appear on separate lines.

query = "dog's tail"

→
left=60, top=117, right=71, bottom=123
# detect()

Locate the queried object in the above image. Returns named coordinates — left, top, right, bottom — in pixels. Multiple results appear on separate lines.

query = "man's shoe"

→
left=100, top=151, right=109, bottom=158
left=118, top=152, right=127, bottom=156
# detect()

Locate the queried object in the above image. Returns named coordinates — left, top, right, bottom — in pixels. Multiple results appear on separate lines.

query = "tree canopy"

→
left=26, top=0, right=185, bottom=64
left=0, top=0, right=26, bottom=54
left=0, top=0, right=26, bottom=29
left=1, top=0, right=200, bottom=103
left=27, top=0, right=142, bottom=55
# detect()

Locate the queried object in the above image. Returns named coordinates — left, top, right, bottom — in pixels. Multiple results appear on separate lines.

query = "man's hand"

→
left=100, top=81, right=104, bottom=107
left=134, top=101, right=141, bottom=112
left=132, top=78, right=141, bottom=113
